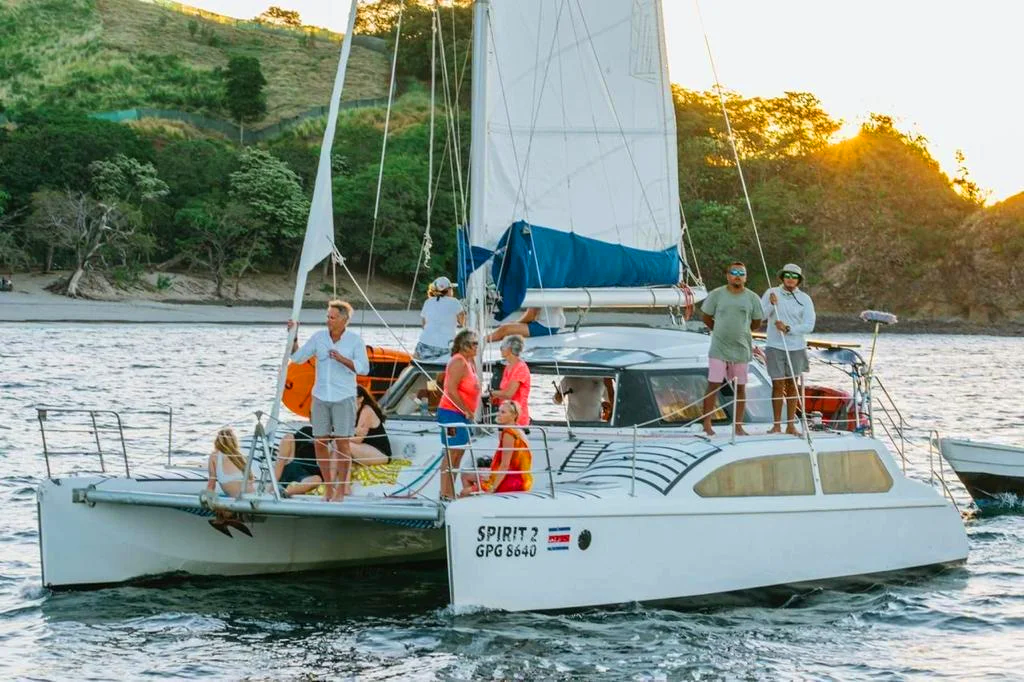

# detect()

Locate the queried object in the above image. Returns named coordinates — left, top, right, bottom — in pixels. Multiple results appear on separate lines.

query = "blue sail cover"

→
left=456, top=225, right=495, bottom=292
left=488, top=221, right=679, bottom=319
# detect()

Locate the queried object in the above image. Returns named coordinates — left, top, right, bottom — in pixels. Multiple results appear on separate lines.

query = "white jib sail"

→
left=477, top=0, right=681, bottom=254
left=269, top=0, right=359, bottom=431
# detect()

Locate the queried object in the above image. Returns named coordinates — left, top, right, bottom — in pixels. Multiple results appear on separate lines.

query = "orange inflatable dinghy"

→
left=800, top=385, right=861, bottom=431
left=282, top=346, right=413, bottom=418
left=358, top=345, right=412, bottom=399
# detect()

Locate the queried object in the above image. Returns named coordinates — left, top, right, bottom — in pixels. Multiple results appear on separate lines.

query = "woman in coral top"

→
left=461, top=401, right=533, bottom=496
left=489, top=334, right=531, bottom=426
left=437, top=329, right=481, bottom=500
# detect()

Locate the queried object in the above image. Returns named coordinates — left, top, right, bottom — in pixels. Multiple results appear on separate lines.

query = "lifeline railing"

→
left=927, top=429, right=964, bottom=515
left=867, top=375, right=908, bottom=472
left=35, top=405, right=173, bottom=479
left=449, top=422, right=556, bottom=498
left=449, top=384, right=740, bottom=500
left=862, top=383, right=964, bottom=513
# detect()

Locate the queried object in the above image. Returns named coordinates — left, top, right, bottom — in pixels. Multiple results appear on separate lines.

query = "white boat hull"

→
left=938, top=438, right=1024, bottom=502
left=37, top=474, right=444, bottom=588
left=446, top=436, right=968, bottom=611
left=447, top=491, right=966, bottom=611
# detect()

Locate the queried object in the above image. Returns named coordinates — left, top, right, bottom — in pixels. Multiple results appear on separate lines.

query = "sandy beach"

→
left=0, top=272, right=680, bottom=327
left=3, top=271, right=1021, bottom=334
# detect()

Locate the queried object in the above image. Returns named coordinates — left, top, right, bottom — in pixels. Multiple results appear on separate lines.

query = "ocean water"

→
left=1, top=324, right=1022, bottom=681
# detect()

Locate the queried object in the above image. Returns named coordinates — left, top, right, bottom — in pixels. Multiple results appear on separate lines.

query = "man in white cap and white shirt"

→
left=760, top=263, right=816, bottom=435
left=415, top=276, right=466, bottom=360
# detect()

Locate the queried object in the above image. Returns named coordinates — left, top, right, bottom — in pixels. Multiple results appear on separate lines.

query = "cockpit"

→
left=380, top=329, right=773, bottom=430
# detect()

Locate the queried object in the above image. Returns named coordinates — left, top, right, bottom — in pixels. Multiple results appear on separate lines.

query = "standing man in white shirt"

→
left=761, top=264, right=816, bottom=436
left=289, top=300, right=370, bottom=501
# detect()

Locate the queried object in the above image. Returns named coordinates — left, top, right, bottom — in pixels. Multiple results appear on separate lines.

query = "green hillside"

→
left=0, top=0, right=389, bottom=122
left=1, top=0, right=1021, bottom=326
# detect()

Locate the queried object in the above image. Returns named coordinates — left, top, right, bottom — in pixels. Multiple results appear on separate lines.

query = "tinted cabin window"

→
left=646, top=370, right=772, bottom=426
left=650, top=373, right=724, bottom=423
left=817, top=450, right=893, bottom=494
left=694, top=454, right=815, bottom=497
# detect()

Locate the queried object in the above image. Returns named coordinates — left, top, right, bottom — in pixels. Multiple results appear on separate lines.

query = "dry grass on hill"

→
left=95, top=0, right=389, bottom=120
left=1, top=0, right=390, bottom=125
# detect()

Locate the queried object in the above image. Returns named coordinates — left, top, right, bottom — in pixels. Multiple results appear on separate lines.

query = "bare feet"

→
left=734, top=426, right=750, bottom=436
left=768, top=426, right=783, bottom=434
left=785, top=426, right=802, bottom=437
left=703, top=427, right=716, bottom=437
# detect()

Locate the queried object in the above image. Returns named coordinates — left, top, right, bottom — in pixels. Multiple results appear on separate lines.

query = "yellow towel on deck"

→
left=351, top=458, right=412, bottom=487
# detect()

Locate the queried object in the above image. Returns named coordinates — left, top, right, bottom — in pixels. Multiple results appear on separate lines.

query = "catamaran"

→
left=35, top=0, right=967, bottom=610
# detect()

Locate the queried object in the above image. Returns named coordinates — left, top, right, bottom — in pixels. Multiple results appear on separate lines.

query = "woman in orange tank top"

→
left=461, top=401, right=533, bottom=496
left=437, top=329, right=481, bottom=500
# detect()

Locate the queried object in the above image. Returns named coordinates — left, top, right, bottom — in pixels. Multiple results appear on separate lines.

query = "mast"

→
left=267, top=0, right=360, bottom=434
left=467, top=0, right=490, bottom=373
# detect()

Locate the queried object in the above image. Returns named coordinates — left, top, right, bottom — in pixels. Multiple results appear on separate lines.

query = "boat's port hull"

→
left=37, top=476, right=445, bottom=589
left=445, top=496, right=969, bottom=611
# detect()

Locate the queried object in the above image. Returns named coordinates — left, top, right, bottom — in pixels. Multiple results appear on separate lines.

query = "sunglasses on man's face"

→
left=728, top=269, right=746, bottom=276
left=782, top=272, right=801, bottom=279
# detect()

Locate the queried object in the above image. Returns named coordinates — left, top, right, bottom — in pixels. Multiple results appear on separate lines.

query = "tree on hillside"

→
left=27, top=190, right=137, bottom=297
left=176, top=200, right=266, bottom=298
left=0, top=112, right=152, bottom=213
left=256, top=6, right=302, bottom=27
left=354, top=0, right=473, bottom=87
left=27, top=156, right=168, bottom=297
left=228, top=148, right=308, bottom=261
left=952, top=149, right=988, bottom=206
left=224, top=57, right=267, bottom=142
left=334, top=151, right=458, bottom=281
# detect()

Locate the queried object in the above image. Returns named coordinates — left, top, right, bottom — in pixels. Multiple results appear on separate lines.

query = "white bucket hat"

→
left=777, top=263, right=803, bottom=281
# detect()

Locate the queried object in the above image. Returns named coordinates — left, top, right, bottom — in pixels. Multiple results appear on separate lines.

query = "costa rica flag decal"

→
left=547, top=527, right=571, bottom=551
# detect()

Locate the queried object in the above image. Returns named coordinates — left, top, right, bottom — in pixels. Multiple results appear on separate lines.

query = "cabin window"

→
left=694, top=454, right=815, bottom=497
left=649, top=373, right=724, bottom=423
left=646, top=370, right=771, bottom=426
left=817, top=450, right=893, bottom=494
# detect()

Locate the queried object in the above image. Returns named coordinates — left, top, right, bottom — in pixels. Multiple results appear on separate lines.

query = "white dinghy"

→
left=938, top=438, right=1024, bottom=505
left=34, top=0, right=968, bottom=610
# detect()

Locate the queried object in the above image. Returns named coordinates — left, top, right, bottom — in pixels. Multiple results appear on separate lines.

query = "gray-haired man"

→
left=288, top=300, right=369, bottom=501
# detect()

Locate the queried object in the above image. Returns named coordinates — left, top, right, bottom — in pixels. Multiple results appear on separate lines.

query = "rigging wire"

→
left=364, top=8, right=405, bottom=291
left=694, top=0, right=813, bottom=445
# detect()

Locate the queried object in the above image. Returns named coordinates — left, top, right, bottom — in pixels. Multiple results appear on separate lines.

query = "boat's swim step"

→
left=71, top=486, right=444, bottom=525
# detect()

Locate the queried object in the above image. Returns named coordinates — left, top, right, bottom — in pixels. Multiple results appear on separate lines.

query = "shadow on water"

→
left=40, top=563, right=451, bottom=628
left=40, top=560, right=972, bottom=629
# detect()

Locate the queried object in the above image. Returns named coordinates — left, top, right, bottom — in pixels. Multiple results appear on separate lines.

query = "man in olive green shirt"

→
left=700, top=261, right=764, bottom=436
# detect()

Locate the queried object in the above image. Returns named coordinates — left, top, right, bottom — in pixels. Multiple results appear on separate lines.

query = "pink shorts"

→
left=708, top=358, right=749, bottom=385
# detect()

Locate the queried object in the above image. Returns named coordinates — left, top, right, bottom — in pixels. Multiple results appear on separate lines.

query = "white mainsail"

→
left=476, top=0, right=681, bottom=254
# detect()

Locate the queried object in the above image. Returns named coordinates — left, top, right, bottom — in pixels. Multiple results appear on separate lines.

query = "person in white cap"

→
left=761, top=263, right=816, bottom=435
left=415, top=276, right=466, bottom=360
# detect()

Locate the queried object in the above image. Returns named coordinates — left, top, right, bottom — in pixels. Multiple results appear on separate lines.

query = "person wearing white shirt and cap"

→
left=415, top=276, right=466, bottom=360
left=760, top=263, right=816, bottom=436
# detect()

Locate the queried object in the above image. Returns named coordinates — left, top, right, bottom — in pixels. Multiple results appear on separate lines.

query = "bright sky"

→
left=193, top=0, right=1022, bottom=202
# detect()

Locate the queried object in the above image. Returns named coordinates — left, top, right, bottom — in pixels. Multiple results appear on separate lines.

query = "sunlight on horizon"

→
left=184, top=0, right=1021, bottom=203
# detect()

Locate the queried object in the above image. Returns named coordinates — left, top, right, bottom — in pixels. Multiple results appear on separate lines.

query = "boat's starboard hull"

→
left=445, top=492, right=968, bottom=612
